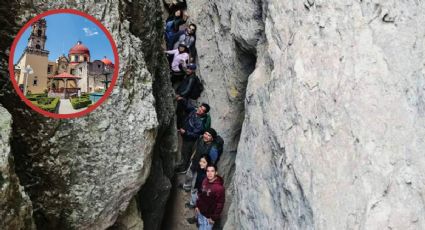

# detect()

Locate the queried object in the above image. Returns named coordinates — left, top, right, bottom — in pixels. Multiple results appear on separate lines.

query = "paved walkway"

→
left=58, top=99, right=86, bottom=114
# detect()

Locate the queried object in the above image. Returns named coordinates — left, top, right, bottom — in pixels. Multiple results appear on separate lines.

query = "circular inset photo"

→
left=9, top=9, right=119, bottom=119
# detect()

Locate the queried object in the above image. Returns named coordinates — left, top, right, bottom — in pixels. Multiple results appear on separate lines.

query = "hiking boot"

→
left=186, top=216, right=197, bottom=224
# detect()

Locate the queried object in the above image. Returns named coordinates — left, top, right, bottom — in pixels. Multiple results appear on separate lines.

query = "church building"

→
left=14, top=18, right=114, bottom=98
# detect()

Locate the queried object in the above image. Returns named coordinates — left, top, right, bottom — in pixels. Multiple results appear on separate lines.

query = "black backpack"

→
left=214, top=135, right=224, bottom=164
left=189, top=76, right=204, bottom=100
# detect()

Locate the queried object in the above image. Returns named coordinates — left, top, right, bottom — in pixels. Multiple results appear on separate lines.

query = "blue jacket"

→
left=181, top=100, right=206, bottom=141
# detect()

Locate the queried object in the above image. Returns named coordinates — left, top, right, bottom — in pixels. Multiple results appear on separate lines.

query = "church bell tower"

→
left=27, top=18, right=48, bottom=52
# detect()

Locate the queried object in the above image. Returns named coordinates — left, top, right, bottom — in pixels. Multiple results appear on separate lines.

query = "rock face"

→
left=0, top=106, right=35, bottom=229
left=126, top=1, right=179, bottom=229
left=0, top=0, right=176, bottom=229
left=188, top=0, right=425, bottom=229
left=2, top=0, right=425, bottom=229
left=186, top=0, right=263, bottom=226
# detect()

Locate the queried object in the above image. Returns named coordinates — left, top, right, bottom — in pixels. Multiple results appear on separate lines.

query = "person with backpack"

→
left=176, top=63, right=198, bottom=99
left=176, top=63, right=200, bottom=128
left=176, top=101, right=211, bottom=173
left=195, top=164, right=225, bottom=230
left=175, top=61, right=204, bottom=100
left=180, top=128, right=224, bottom=192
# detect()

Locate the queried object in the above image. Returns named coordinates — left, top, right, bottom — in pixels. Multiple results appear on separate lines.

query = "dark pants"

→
left=171, top=68, right=185, bottom=90
left=176, top=100, right=189, bottom=129
left=180, top=139, right=196, bottom=170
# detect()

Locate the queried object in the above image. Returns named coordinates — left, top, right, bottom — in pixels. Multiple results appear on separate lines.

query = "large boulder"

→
left=0, top=0, right=176, bottom=229
left=0, top=105, right=35, bottom=229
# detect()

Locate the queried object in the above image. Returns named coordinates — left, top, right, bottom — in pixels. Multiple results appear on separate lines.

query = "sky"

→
left=14, top=13, right=115, bottom=64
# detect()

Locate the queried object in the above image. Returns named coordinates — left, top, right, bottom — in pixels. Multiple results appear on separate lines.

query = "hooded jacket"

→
left=180, top=99, right=206, bottom=141
left=182, top=110, right=204, bottom=141
left=190, top=137, right=219, bottom=172
left=196, top=176, right=225, bottom=221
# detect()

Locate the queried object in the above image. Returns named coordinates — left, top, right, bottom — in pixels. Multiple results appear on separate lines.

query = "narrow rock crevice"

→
left=217, top=38, right=258, bottom=228
left=116, top=0, right=179, bottom=229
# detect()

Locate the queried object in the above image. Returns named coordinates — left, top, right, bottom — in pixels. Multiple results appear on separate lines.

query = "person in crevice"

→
left=176, top=96, right=211, bottom=130
left=181, top=128, right=219, bottom=187
left=166, top=0, right=187, bottom=21
left=173, top=23, right=197, bottom=58
left=175, top=63, right=198, bottom=128
left=186, top=154, right=211, bottom=209
left=195, top=165, right=225, bottom=230
left=176, top=100, right=211, bottom=173
left=165, top=9, right=189, bottom=50
left=165, top=42, right=189, bottom=84
left=180, top=128, right=219, bottom=193
left=176, top=63, right=197, bottom=98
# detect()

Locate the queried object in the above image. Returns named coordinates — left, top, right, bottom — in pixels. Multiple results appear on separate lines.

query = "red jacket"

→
left=196, top=176, right=225, bottom=221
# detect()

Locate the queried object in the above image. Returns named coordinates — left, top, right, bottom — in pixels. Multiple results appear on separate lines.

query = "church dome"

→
left=69, top=41, right=90, bottom=55
left=48, top=72, right=81, bottom=79
left=101, top=56, right=114, bottom=66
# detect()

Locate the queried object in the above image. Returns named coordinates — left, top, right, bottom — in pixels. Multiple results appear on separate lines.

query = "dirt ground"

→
left=161, top=173, right=198, bottom=230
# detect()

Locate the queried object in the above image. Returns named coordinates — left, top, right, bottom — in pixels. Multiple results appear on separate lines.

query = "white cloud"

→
left=82, top=27, right=99, bottom=37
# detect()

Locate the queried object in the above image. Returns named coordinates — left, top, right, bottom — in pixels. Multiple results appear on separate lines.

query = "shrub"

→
left=31, top=97, right=60, bottom=113
left=70, top=97, right=92, bottom=109
left=27, top=93, right=47, bottom=101
left=37, top=97, right=54, bottom=105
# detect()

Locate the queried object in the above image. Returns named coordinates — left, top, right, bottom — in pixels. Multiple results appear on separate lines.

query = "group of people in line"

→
left=164, top=1, right=225, bottom=229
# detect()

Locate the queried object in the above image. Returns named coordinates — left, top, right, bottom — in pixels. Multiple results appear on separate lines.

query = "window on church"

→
left=33, top=76, right=38, bottom=86
left=84, top=56, right=87, bottom=62
left=70, top=69, right=75, bottom=75
left=37, top=30, right=42, bottom=36
left=36, top=44, right=41, bottom=49
left=47, top=65, right=52, bottom=73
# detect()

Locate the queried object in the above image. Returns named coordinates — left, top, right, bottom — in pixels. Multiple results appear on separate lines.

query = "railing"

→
left=49, top=88, right=81, bottom=99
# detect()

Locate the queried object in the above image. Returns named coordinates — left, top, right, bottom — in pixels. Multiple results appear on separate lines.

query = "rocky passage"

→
left=162, top=174, right=197, bottom=230
left=1, top=0, right=425, bottom=229
left=188, top=0, right=425, bottom=229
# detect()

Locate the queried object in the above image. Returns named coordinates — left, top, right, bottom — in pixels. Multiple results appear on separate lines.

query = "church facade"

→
left=14, top=18, right=114, bottom=98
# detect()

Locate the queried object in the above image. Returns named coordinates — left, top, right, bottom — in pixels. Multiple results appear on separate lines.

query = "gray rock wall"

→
left=185, top=0, right=264, bottom=226
left=0, top=1, right=35, bottom=228
left=188, top=0, right=425, bottom=229
left=0, top=105, right=35, bottom=229
left=0, top=0, right=176, bottom=229
left=2, top=0, right=424, bottom=229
